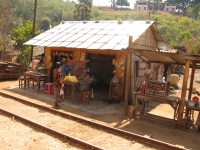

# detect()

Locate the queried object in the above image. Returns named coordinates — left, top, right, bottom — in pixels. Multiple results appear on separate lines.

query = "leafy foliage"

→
left=116, top=0, right=130, bottom=7
left=166, top=0, right=199, bottom=15
left=40, top=17, right=51, bottom=31
left=0, top=0, right=13, bottom=60
left=74, top=0, right=93, bottom=21
left=1, top=0, right=200, bottom=65
left=12, top=20, right=40, bottom=66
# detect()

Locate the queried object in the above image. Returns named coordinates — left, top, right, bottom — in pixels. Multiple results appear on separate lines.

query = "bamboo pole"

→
left=177, top=42, right=192, bottom=128
left=124, top=36, right=132, bottom=115
left=188, top=62, right=196, bottom=99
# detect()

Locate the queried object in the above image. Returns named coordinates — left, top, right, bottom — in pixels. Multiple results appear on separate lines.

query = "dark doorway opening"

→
left=86, top=53, right=115, bottom=99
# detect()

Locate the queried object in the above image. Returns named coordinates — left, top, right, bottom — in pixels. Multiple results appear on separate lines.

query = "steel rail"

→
left=0, top=92, right=186, bottom=150
left=0, top=108, right=104, bottom=150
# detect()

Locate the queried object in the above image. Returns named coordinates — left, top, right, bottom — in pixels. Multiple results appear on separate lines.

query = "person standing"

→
left=53, top=62, right=63, bottom=108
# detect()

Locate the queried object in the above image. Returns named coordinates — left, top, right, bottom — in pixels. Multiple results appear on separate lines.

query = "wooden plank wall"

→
left=0, top=62, right=23, bottom=79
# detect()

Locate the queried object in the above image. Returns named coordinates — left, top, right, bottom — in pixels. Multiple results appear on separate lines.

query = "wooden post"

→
left=177, top=42, right=192, bottom=128
left=188, top=62, right=196, bottom=99
left=124, top=36, right=132, bottom=115
left=30, top=0, right=37, bottom=62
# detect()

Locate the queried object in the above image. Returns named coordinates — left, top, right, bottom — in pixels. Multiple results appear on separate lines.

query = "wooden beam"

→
left=124, top=49, right=200, bottom=62
left=177, top=42, right=192, bottom=128
left=124, top=36, right=132, bottom=115
left=188, top=63, right=196, bottom=99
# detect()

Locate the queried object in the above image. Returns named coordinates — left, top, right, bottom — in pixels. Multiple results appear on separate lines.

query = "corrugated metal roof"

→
left=24, top=21, right=166, bottom=51
left=130, top=49, right=200, bottom=64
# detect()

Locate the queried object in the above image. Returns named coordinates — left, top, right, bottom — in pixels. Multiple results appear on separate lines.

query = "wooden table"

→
left=24, top=72, right=48, bottom=94
left=135, top=93, right=180, bottom=127
left=184, top=106, right=200, bottom=128
left=62, top=81, right=78, bottom=103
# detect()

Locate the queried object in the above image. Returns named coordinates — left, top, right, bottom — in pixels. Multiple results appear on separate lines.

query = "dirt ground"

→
left=0, top=68, right=200, bottom=150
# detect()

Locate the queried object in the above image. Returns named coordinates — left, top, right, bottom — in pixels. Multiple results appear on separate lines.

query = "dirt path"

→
left=0, top=72, right=200, bottom=150
left=0, top=96, right=158, bottom=150
left=0, top=114, right=78, bottom=150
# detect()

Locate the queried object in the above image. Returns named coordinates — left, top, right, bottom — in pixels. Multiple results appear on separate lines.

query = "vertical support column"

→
left=30, top=0, right=37, bottom=62
left=124, top=36, right=132, bottom=115
left=188, top=62, right=196, bottom=99
left=177, top=42, right=192, bottom=128
left=44, top=47, right=51, bottom=82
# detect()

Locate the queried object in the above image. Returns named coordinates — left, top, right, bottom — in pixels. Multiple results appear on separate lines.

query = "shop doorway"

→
left=86, top=53, right=115, bottom=99
left=50, top=50, right=73, bottom=82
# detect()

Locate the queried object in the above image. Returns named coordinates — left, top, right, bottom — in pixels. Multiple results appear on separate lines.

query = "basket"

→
left=79, top=81, right=90, bottom=91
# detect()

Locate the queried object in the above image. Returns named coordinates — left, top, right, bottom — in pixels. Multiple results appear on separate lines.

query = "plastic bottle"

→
left=29, top=62, right=32, bottom=68
left=162, top=77, right=165, bottom=82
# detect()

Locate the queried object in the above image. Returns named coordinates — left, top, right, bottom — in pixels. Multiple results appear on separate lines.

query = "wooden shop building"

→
left=26, top=20, right=199, bottom=127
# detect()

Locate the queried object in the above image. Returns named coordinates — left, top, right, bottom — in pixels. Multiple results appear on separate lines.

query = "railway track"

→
left=0, top=92, right=186, bottom=150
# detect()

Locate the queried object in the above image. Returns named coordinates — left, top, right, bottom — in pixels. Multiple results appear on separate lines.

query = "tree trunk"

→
left=1, top=42, right=6, bottom=61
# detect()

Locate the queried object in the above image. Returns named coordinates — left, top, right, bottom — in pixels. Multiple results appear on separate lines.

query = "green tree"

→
left=148, top=0, right=162, bottom=13
left=0, top=0, right=13, bottom=61
left=74, top=0, right=93, bottom=21
left=12, top=20, right=40, bottom=66
left=189, top=1, right=200, bottom=18
left=116, top=0, right=130, bottom=9
left=167, top=0, right=192, bottom=15
left=40, top=17, right=51, bottom=31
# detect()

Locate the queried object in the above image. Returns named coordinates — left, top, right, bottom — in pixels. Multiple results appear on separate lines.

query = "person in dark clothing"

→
left=53, top=62, right=63, bottom=108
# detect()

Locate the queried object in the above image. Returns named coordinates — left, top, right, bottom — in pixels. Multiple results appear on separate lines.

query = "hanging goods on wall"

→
left=112, top=76, right=120, bottom=84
